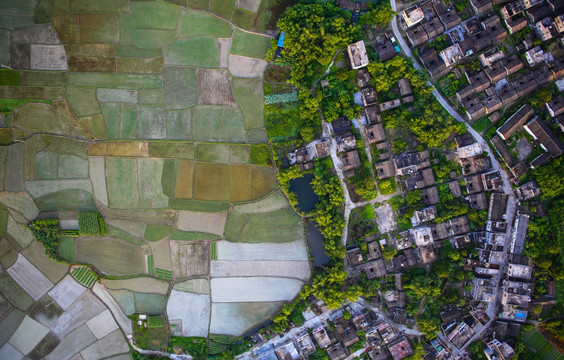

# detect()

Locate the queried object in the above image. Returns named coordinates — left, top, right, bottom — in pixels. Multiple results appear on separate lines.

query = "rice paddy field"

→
left=0, top=0, right=311, bottom=353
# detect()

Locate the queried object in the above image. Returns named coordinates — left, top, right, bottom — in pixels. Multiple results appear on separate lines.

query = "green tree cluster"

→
left=277, top=2, right=359, bottom=87
left=320, top=70, right=361, bottom=122
left=533, top=157, right=564, bottom=198
left=29, top=218, right=61, bottom=260
left=359, top=1, right=394, bottom=28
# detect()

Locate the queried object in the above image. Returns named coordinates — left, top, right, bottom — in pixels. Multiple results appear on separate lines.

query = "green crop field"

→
left=147, top=254, right=154, bottom=275
left=231, top=30, right=270, bottom=59
left=210, top=242, right=217, bottom=260
left=155, top=268, right=173, bottom=281
left=71, top=266, right=98, bottom=287
left=57, top=236, right=75, bottom=262
left=524, top=329, right=564, bottom=360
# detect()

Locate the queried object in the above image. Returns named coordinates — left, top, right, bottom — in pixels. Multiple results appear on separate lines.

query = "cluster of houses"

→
left=248, top=304, right=415, bottom=360
left=402, top=0, right=564, bottom=123
left=491, top=99, right=564, bottom=182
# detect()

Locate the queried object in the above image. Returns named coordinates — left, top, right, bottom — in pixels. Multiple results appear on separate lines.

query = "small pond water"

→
left=305, top=222, right=331, bottom=268
left=289, top=174, right=319, bottom=213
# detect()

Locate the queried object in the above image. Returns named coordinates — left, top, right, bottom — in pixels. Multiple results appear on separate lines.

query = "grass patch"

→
left=0, top=69, right=19, bottom=86
left=472, top=117, right=493, bottom=133
left=359, top=204, right=376, bottom=221
left=524, top=329, right=564, bottom=360
left=232, top=7, right=256, bottom=30
left=168, top=199, right=230, bottom=211
left=0, top=209, right=7, bottom=238
left=144, top=224, right=173, bottom=241
left=57, top=236, right=74, bottom=262
left=230, top=29, right=270, bottom=59
left=147, top=254, right=154, bottom=275
left=250, top=144, right=272, bottom=165
left=210, top=241, right=217, bottom=260
left=0, top=99, right=50, bottom=113
left=170, top=230, right=218, bottom=241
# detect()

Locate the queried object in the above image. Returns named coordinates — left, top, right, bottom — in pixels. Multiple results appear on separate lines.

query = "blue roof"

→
left=277, top=32, right=286, bottom=47
left=395, top=46, right=401, bottom=52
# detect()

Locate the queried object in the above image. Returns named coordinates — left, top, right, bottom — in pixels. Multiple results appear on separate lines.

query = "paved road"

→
left=389, top=1, right=518, bottom=357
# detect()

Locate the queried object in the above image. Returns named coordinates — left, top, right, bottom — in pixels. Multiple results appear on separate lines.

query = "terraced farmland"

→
left=0, top=0, right=310, bottom=354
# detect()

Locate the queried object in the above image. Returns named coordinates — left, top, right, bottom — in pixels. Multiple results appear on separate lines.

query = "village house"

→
left=348, top=40, right=369, bottom=70
left=507, top=254, right=533, bottom=280
left=534, top=17, right=559, bottom=41
left=366, top=123, right=386, bottom=144
left=470, top=0, right=493, bottom=14
left=362, top=87, right=378, bottom=106
left=275, top=339, right=300, bottom=360
left=456, top=85, right=476, bottom=102
left=460, top=155, right=492, bottom=175
left=482, top=15, right=508, bottom=42
left=502, top=55, right=524, bottom=75
left=527, top=4, right=552, bottom=24
left=524, top=116, right=564, bottom=158
left=357, top=68, right=371, bottom=88
left=555, top=14, right=564, bottom=32
left=418, top=245, right=437, bottom=263
left=398, top=78, right=412, bottom=97
left=438, top=8, right=462, bottom=30
left=379, top=99, right=401, bottom=111
left=440, top=44, right=465, bottom=67
left=331, top=117, right=351, bottom=134
left=326, top=343, right=349, bottom=360
left=482, top=171, right=504, bottom=191
left=375, top=39, right=398, bottom=62
left=347, top=247, right=364, bottom=267
left=387, top=337, right=413, bottom=360
left=402, top=5, right=425, bottom=27
left=421, top=186, right=440, bottom=206
left=419, top=47, right=447, bottom=78
left=335, top=319, right=360, bottom=348
left=448, top=216, right=471, bottom=236
left=454, top=234, right=474, bottom=249
left=496, top=104, right=535, bottom=140
left=516, top=180, right=541, bottom=201
left=411, top=226, right=434, bottom=246
left=312, top=326, right=333, bottom=348
left=340, top=150, right=362, bottom=173
left=467, top=71, right=491, bottom=93
left=448, top=181, right=463, bottom=197
left=546, top=95, right=564, bottom=117
left=468, top=192, right=488, bottom=210
left=548, top=0, right=564, bottom=12
left=480, top=48, right=505, bottom=67
left=375, top=159, right=396, bottom=179
left=500, top=1, right=523, bottom=18
left=489, top=193, right=508, bottom=222
left=485, top=61, right=508, bottom=83
left=496, top=84, right=519, bottom=107
left=363, top=105, right=381, bottom=124
left=482, top=93, right=503, bottom=114
left=296, top=333, right=316, bottom=357
left=532, top=63, right=555, bottom=86
left=512, top=72, right=539, bottom=98
left=525, top=46, right=544, bottom=66
left=394, top=150, right=431, bottom=175
left=491, top=137, right=513, bottom=167
left=406, top=25, right=429, bottom=47
left=423, top=17, right=444, bottom=38
left=336, top=132, right=357, bottom=152
left=511, top=212, right=530, bottom=254
left=402, top=168, right=435, bottom=190
left=363, top=259, right=387, bottom=279
left=485, top=339, right=516, bottom=360
left=504, top=14, right=528, bottom=34
left=466, top=174, right=485, bottom=194
left=463, top=96, right=487, bottom=121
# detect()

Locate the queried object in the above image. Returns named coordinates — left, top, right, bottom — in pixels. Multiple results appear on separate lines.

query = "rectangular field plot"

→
left=210, top=260, right=311, bottom=280
left=170, top=241, right=209, bottom=279
left=177, top=210, right=227, bottom=236
left=0, top=272, right=34, bottom=311
left=71, top=267, right=98, bottom=287
left=210, top=277, right=303, bottom=302
left=21, top=241, right=68, bottom=283
left=216, top=240, right=309, bottom=261
left=163, top=67, right=198, bottom=110
left=177, top=10, right=233, bottom=38
left=149, top=141, right=194, bottom=159
left=7, top=254, right=53, bottom=301
left=101, top=277, right=169, bottom=295
left=163, top=37, right=219, bottom=67
left=196, top=143, right=230, bottom=163
left=524, top=329, right=564, bottom=360
left=232, top=78, right=264, bottom=130
left=230, top=29, right=270, bottom=59
left=210, top=302, right=282, bottom=336
left=50, top=291, right=106, bottom=338
left=194, top=162, right=229, bottom=201
left=48, top=275, right=87, bottom=310
left=130, top=1, right=179, bottom=30
left=166, top=290, right=210, bottom=337
left=229, top=165, right=250, bottom=203
left=74, top=238, right=146, bottom=276
left=106, top=158, right=139, bottom=209
left=192, top=106, right=247, bottom=143
left=175, top=159, right=194, bottom=199
left=79, top=329, right=129, bottom=360
left=250, top=165, right=276, bottom=200
left=137, top=158, right=169, bottom=208
left=234, top=190, right=289, bottom=213
left=44, top=324, right=97, bottom=360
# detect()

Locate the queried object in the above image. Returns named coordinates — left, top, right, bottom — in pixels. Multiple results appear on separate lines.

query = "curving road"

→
left=389, top=1, right=517, bottom=357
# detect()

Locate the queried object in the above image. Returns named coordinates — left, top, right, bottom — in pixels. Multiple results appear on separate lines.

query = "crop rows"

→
left=147, top=254, right=154, bottom=275
left=71, top=266, right=98, bottom=287
left=155, top=268, right=172, bottom=280
left=210, top=242, right=217, bottom=260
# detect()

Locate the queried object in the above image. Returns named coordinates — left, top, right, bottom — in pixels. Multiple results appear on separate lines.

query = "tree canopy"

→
left=278, top=2, right=359, bottom=86
left=359, top=1, right=394, bottom=28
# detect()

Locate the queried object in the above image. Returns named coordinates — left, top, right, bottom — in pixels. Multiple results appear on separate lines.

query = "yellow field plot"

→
left=194, top=163, right=228, bottom=201
left=101, top=277, right=169, bottom=295
left=88, top=142, right=149, bottom=157
left=175, top=160, right=194, bottom=199
left=177, top=210, right=227, bottom=236
left=148, top=142, right=194, bottom=159
left=250, top=166, right=275, bottom=200
left=229, top=165, right=250, bottom=203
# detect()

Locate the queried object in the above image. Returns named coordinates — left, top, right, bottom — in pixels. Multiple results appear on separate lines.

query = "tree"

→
left=359, top=1, right=394, bottom=28
left=277, top=2, right=359, bottom=86
left=533, top=157, right=564, bottom=198
left=416, top=313, right=441, bottom=340
left=468, top=341, right=488, bottom=360
left=382, top=245, right=397, bottom=259
left=406, top=190, right=423, bottom=208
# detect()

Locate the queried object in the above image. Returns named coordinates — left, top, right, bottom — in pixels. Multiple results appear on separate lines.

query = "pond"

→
left=305, top=222, right=331, bottom=268
left=289, top=174, right=319, bottom=213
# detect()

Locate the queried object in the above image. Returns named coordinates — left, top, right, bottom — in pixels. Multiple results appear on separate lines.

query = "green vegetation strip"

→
left=71, top=266, right=98, bottom=287
left=524, top=329, right=564, bottom=360
left=210, top=242, right=217, bottom=260
left=155, top=268, right=172, bottom=280
left=147, top=254, right=154, bottom=275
